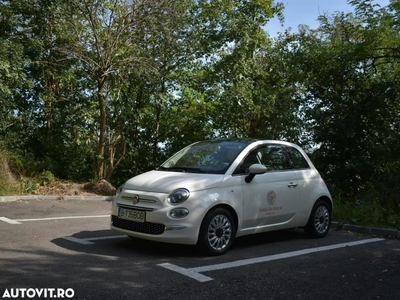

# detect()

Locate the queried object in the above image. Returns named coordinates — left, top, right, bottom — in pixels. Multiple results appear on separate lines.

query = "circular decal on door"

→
left=267, top=190, right=276, bottom=205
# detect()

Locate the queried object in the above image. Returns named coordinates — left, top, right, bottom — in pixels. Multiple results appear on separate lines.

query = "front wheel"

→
left=197, top=208, right=235, bottom=256
left=304, top=200, right=331, bottom=238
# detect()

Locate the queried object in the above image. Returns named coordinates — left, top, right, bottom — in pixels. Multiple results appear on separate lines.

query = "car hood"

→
left=124, top=170, right=224, bottom=193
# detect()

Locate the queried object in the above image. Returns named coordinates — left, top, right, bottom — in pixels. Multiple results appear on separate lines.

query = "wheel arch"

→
left=203, top=203, right=239, bottom=235
left=304, top=195, right=333, bottom=238
left=316, top=195, right=333, bottom=211
left=302, top=195, right=333, bottom=227
left=308, top=195, right=333, bottom=217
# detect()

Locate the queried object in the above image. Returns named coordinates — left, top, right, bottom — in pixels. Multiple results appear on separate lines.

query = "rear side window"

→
left=286, top=146, right=310, bottom=169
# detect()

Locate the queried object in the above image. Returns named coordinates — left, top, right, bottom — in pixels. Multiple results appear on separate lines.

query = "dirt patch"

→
left=83, top=179, right=116, bottom=196
left=33, top=180, right=116, bottom=196
left=0, top=150, right=15, bottom=182
left=1, top=149, right=116, bottom=197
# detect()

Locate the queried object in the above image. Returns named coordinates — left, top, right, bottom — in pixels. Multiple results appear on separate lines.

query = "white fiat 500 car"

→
left=111, top=139, right=332, bottom=255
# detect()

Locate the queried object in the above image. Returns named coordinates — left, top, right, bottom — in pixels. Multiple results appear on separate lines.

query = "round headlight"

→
left=167, top=188, right=190, bottom=205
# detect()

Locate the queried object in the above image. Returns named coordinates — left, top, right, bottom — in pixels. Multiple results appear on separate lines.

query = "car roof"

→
left=197, top=138, right=298, bottom=147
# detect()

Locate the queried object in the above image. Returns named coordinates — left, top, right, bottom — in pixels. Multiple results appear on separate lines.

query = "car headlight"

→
left=116, top=184, right=124, bottom=197
left=167, top=188, right=190, bottom=205
left=114, top=184, right=124, bottom=203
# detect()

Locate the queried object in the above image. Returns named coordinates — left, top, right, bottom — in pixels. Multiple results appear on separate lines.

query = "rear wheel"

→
left=197, top=208, right=235, bottom=256
left=304, top=200, right=331, bottom=238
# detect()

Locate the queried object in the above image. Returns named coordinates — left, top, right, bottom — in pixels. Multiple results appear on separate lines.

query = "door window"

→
left=234, top=144, right=289, bottom=174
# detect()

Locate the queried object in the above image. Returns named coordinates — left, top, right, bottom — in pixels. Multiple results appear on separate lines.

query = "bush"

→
left=333, top=200, right=400, bottom=230
left=0, top=148, right=20, bottom=195
left=20, top=177, right=39, bottom=194
left=39, top=170, right=55, bottom=186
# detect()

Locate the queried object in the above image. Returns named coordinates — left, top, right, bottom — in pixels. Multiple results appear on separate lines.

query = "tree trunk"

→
left=97, top=77, right=106, bottom=180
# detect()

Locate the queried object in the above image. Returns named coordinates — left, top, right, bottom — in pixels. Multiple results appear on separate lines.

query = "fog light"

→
left=169, top=208, right=189, bottom=219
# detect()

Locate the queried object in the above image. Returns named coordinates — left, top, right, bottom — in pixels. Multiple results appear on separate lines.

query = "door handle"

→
left=288, top=182, right=298, bottom=187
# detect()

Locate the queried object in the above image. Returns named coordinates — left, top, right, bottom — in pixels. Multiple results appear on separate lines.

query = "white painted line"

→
left=62, top=236, right=94, bottom=245
left=62, top=235, right=127, bottom=245
left=159, top=238, right=385, bottom=282
left=0, top=217, right=22, bottom=224
left=1, top=215, right=109, bottom=224
left=192, top=238, right=384, bottom=273
left=15, top=215, right=110, bottom=222
left=158, top=263, right=213, bottom=282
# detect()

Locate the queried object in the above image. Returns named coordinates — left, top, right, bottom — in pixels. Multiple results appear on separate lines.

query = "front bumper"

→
left=110, top=195, right=206, bottom=245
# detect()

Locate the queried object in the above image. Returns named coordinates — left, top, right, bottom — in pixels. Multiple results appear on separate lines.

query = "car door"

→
left=285, top=145, right=320, bottom=216
left=234, top=144, right=299, bottom=229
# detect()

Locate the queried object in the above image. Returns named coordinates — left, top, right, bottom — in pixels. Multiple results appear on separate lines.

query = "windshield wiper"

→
left=158, top=166, right=207, bottom=173
left=179, top=167, right=207, bottom=173
left=157, top=167, right=186, bottom=172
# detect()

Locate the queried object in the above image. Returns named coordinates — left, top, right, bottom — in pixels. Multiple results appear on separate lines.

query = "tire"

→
left=304, top=200, right=332, bottom=238
left=197, top=208, right=235, bottom=256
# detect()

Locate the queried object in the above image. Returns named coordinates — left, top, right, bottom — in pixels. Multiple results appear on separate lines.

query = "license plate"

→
left=118, top=208, right=146, bottom=223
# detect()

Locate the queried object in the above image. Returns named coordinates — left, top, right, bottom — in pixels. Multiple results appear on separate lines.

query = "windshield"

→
left=159, top=140, right=250, bottom=174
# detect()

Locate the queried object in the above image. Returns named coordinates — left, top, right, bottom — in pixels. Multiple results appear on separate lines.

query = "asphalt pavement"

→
left=0, top=197, right=399, bottom=300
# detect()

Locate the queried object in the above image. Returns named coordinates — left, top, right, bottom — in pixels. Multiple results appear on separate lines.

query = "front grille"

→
left=121, top=196, right=156, bottom=203
left=111, top=215, right=165, bottom=235
left=117, top=204, right=154, bottom=212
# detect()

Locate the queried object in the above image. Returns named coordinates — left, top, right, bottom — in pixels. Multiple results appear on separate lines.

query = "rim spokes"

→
left=207, top=215, right=232, bottom=251
left=314, top=206, right=329, bottom=233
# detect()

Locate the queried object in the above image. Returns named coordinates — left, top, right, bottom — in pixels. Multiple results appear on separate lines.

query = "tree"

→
left=59, top=0, right=186, bottom=179
left=282, top=0, right=400, bottom=203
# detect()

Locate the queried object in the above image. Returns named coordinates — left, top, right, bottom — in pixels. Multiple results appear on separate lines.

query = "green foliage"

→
left=280, top=0, right=400, bottom=199
left=330, top=173, right=400, bottom=230
left=20, top=178, right=40, bottom=194
left=39, top=171, right=55, bottom=186
left=0, top=148, right=20, bottom=196
left=334, top=200, right=400, bottom=231
left=0, top=181, right=20, bottom=196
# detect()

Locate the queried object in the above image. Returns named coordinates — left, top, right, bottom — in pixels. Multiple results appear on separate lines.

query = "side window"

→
left=233, top=144, right=289, bottom=174
left=286, top=146, right=310, bottom=169
left=234, top=148, right=261, bottom=174
left=260, top=145, right=288, bottom=171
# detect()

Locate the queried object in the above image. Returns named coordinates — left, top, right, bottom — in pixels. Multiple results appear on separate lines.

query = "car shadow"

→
left=52, top=229, right=199, bottom=258
left=51, top=228, right=311, bottom=260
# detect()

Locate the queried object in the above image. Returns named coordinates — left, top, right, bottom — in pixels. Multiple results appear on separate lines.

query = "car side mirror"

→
left=245, top=164, right=267, bottom=183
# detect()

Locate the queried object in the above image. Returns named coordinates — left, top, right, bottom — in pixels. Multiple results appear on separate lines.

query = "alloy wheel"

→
left=207, top=214, right=232, bottom=251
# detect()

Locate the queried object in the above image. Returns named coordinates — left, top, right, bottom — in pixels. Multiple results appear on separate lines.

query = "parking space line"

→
left=62, top=235, right=127, bottom=245
left=158, top=238, right=385, bottom=282
left=159, top=263, right=213, bottom=282
left=0, top=215, right=109, bottom=224
left=0, top=217, right=22, bottom=224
